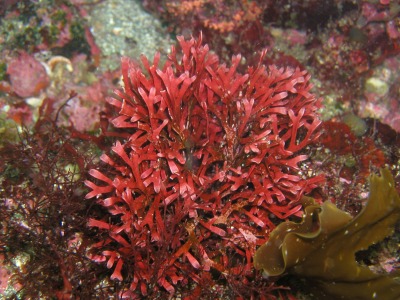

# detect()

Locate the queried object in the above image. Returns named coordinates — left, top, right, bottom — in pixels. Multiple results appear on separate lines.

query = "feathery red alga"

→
left=85, top=34, right=322, bottom=298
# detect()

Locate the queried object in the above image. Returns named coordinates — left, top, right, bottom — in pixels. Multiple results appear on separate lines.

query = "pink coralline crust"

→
left=359, top=1, right=400, bottom=47
left=59, top=95, right=103, bottom=132
left=85, top=35, right=322, bottom=297
left=7, top=52, right=49, bottom=98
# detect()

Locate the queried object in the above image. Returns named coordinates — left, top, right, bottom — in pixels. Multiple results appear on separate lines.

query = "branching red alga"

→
left=85, top=34, right=322, bottom=298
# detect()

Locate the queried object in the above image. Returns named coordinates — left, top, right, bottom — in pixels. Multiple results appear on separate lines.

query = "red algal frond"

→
left=86, top=35, right=322, bottom=298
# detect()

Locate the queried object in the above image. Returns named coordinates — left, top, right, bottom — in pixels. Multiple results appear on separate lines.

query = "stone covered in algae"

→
left=253, top=168, right=400, bottom=300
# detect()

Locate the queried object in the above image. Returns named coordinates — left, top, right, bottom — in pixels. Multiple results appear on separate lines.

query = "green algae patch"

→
left=254, top=168, right=400, bottom=299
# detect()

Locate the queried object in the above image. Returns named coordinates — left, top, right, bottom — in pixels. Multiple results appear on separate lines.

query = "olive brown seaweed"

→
left=253, top=168, right=400, bottom=299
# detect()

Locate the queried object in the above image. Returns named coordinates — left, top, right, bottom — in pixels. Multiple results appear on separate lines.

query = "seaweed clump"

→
left=0, top=99, right=115, bottom=298
left=254, top=168, right=400, bottom=300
